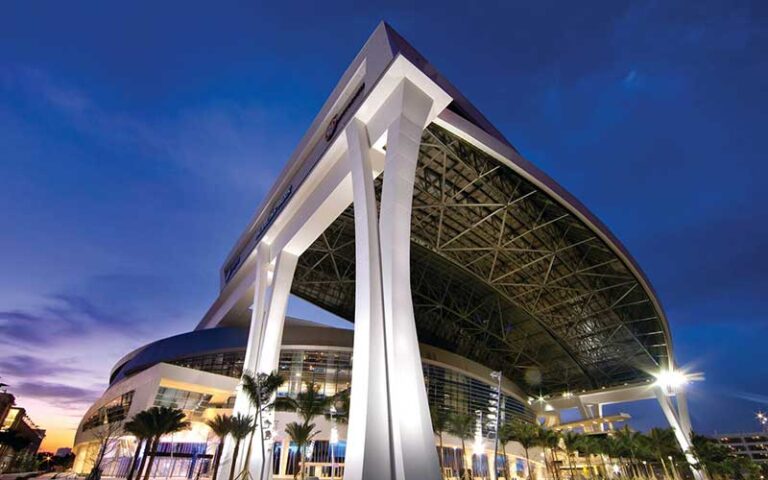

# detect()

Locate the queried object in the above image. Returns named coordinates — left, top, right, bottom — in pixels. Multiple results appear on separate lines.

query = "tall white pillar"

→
left=255, top=250, right=298, bottom=374
left=344, top=118, right=395, bottom=480
left=218, top=246, right=271, bottom=480
left=378, top=79, right=442, bottom=480
left=251, top=249, right=298, bottom=480
left=217, top=247, right=297, bottom=480
left=655, top=387, right=706, bottom=480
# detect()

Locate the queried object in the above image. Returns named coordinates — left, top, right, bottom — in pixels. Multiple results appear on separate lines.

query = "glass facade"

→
left=169, top=351, right=245, bottom=378
left=165, top=347, right=534, bottom=424
left=82, top=391, right=134, bottom=432
left=277, top=350, right=352, bottom=399
left=424, top=363, right=534, bottom=434
left=154, top=387, right=212, bottom=415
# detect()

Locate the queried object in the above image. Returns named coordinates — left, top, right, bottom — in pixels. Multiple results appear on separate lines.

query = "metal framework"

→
left=291, top=123, right=668, bottom=396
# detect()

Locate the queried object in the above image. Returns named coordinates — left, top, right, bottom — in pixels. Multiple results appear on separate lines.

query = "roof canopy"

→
left=292, top=123, right=669, bottom=395
left=210, top=23, right=672, bottom=397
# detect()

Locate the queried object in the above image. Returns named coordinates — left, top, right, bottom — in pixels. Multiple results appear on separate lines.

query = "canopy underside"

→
left=291, top=123, right=668, bottom=395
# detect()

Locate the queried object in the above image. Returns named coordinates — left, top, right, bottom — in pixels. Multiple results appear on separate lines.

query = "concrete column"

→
left=252, top=249, right=298, bottom=480
left=378, top=79, right=441, bottom=480
left=343, top=118, right=395, bottom=480
left=255, top=250, right=298, bottom=374
left=655, top=387, right=706, bottom=480
left=217, top=247, right=271, bottom=480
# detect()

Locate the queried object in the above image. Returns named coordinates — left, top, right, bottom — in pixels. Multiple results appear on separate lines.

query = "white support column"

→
left=251, top=249, right=298, bottom=480
left=218, top=246, right=271, bottom=480
left=344, top=118, right=395, bottom=480
left=378, top=79, right=442, bottom=480
left=655, top=387, right=706, bottom=480
left=255, top=249, right=298, bottom=374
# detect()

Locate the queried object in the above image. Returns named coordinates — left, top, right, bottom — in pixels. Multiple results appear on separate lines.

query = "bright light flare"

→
left=653, top=368, right=703, bottom=394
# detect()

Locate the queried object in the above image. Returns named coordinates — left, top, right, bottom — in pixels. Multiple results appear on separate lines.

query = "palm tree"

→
left=498, top=422, right=517, bottom=480
left=448, top=413, right=476, bottom=480
left=124, top=412, right=153, bottom=480
left=575, top=435, right=597, bottom=479
left=539, top=429, right=562, bottom=480
left=430, top=406, right=449, bottom=479
left=205, top=414, right=232, bottom=480
left=508, top=421, right=540, bottom=480
left=227, top=414, right=254, bottom=480
left=595, top=436, right=617, bottom=479
left=278, top=382, right=332, bottom=426
left=561, top=432, right=580, bottom=480
left=617, top=426, right=643, bottom=477
left=239, top=371, right=285, bottom=480
left=648, top=428, right=679, bottom=479
left=284, top=422, right=318, bottom=480
left=142, top=407, right=190, bottom=480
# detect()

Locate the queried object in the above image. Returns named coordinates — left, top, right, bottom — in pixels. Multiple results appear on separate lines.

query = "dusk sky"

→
left=1, top=1, right=766, bottom=451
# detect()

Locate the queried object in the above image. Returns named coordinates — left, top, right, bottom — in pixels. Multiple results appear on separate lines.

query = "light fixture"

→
left=654, top=368, right=703, bottom=395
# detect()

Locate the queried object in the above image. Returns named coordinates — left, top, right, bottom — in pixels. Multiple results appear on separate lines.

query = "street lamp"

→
left=756, top=411, right=768, bottom=432
left=490, top=371, right=502, bottom=479
left=329, top=405, right=338, bottom=479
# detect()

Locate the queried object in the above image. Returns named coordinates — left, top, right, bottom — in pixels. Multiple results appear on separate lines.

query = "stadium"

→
left=74, top=23, right=700, bottom=480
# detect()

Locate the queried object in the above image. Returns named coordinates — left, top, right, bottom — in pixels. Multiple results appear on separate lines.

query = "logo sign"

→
left=324, top=83, right=365, bottom=141
left=223, top=184, right=294, bottom=284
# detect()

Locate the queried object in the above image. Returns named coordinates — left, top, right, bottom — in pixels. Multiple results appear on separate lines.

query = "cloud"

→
left=0, top=355, right=86, bottom=377
left=13, top=381, right=101, bottom=406
left=0, top=293, right=146, bottom=347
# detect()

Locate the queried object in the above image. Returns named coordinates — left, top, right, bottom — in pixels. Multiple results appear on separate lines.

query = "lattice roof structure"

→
left=292, top=123, right=670, bottom=396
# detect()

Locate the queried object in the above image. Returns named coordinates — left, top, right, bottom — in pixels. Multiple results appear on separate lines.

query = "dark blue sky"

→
left=1, top=1, right=766, bottom=448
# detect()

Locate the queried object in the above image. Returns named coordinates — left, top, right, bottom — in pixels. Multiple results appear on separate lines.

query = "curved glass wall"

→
left=169, top=351, right=245, bottom=379
left=163, top=347, right=534, bottom=422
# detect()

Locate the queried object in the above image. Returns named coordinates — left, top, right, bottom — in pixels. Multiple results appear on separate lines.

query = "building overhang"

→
left=196, top=22, right=675, bottom=397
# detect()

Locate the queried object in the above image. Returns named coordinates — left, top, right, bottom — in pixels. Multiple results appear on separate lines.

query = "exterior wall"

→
left=719, top=432, right=768, bottom=464
left=73, top=363, right=239, bottom=475
left=0, top=393, right=14, bottom=428
left=74, top=335, right=540, bottom=479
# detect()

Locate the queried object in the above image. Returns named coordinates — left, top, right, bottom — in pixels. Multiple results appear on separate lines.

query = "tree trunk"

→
left=229, top=439, right=241, bottom=480
left=136, top=437, right=153, bottom=480
left=565, top=449, right=575, bottom=480
left=503, top=443, right=511, bottom=480
left=461, top=438, right=469, bottom=480
left=585, top=454, right=594, bottom=480
left=255, top=395, right=266, bottom=480
left=598, top=454, right=608, bottom=479
left=524, top=447, right=532, bottom=480
left=299, top=444, right=305, bottom=480
left=240, top=428, right=255, bottom=480
left=211, top=441, right=223, bottom=480
left=543, top=449, right=553, bottom=480
left=551, top=448, right=561, bottom=480
left=126, top=438, right=144, bottom=480
left=437, top=433, right=444, bottom=479
left=659, top=457, right=670, bottom=480
left=143, top=436, right=160, bottom=480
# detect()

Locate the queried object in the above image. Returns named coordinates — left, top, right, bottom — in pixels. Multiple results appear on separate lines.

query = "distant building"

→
left=719, top=432, right=768, bottom=464
left=55, top=447, right=73, bottom=458
left=0, top=406, right=46, bottom=472
left=0, top=393, right=14, bottom=428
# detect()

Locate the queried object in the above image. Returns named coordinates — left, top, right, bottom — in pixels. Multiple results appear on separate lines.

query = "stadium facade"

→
left=74, top=23, right=703, bottom=480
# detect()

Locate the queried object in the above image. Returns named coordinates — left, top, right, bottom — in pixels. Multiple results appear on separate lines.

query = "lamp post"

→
left=329, top=405, right=337, bottom=479
left=490, top=371, right=502, bottom=480
left=756, top=411, right=767, bottom=433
